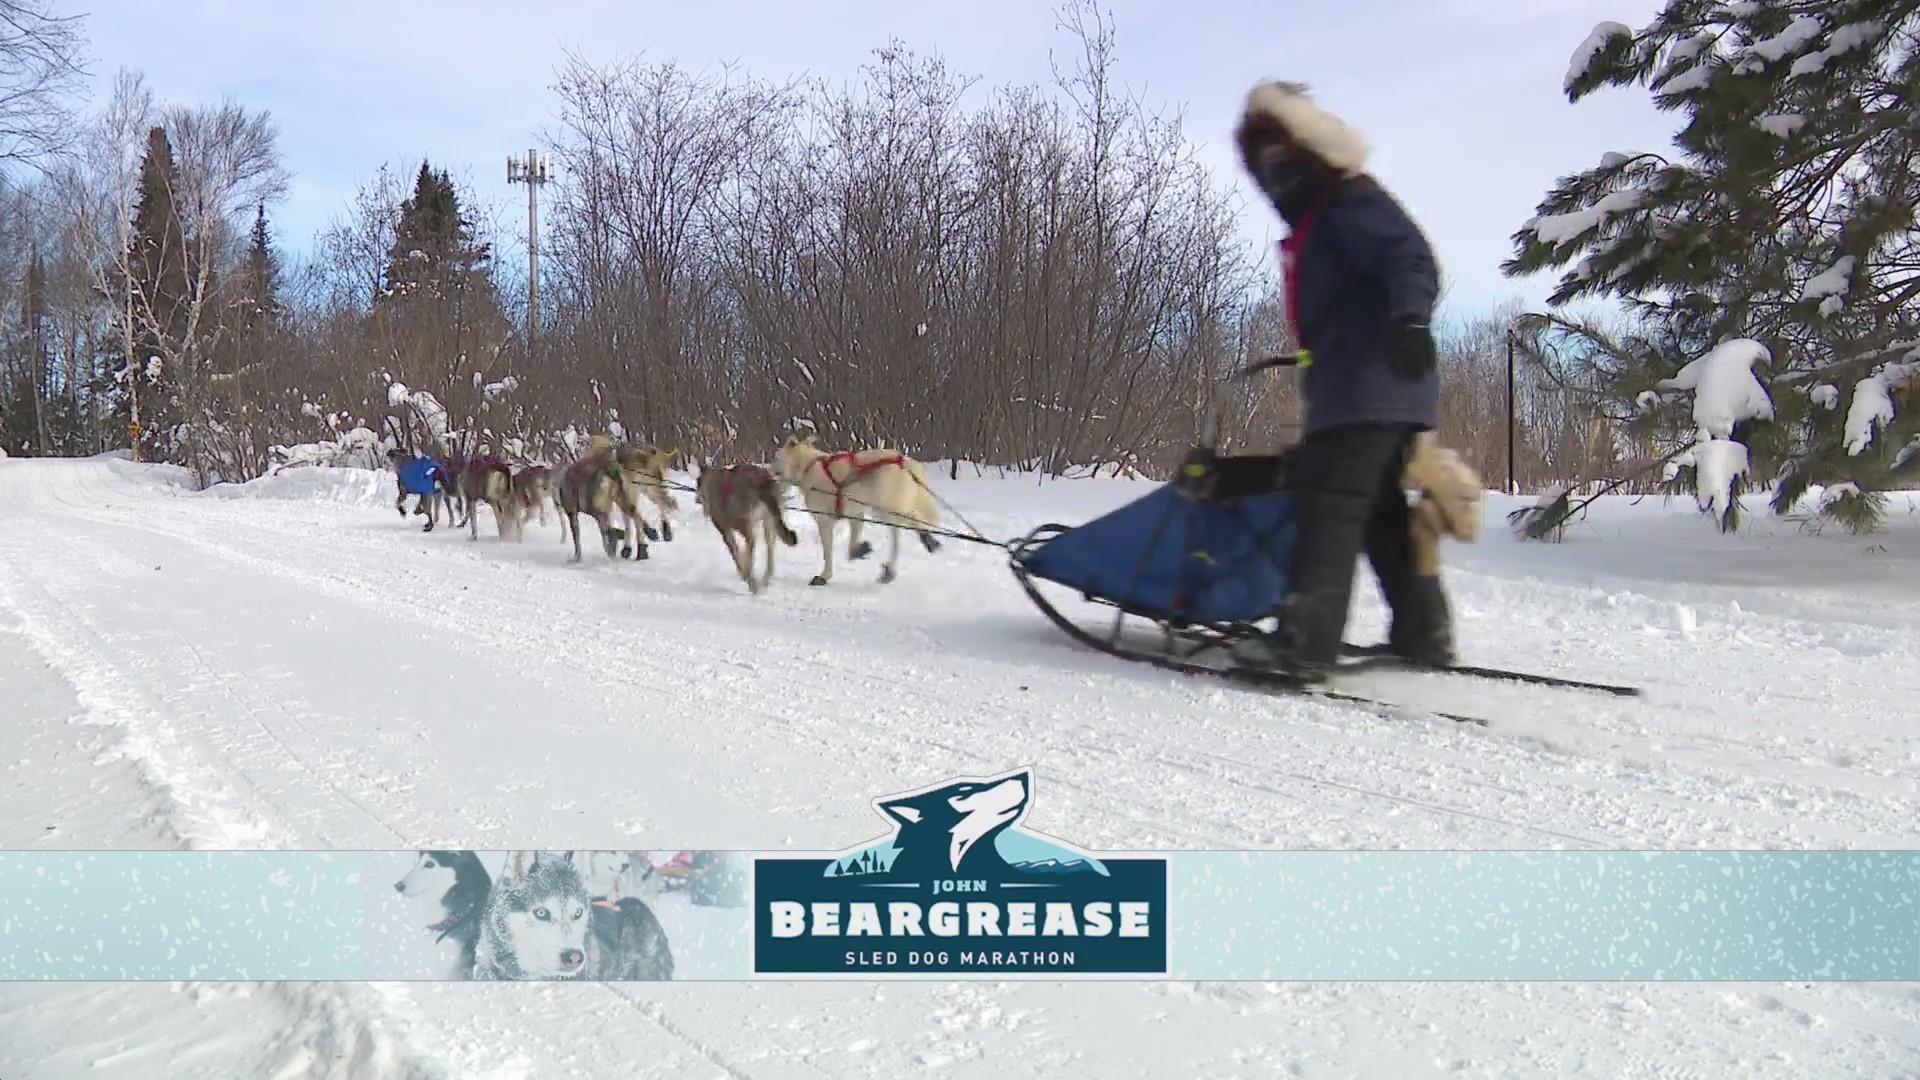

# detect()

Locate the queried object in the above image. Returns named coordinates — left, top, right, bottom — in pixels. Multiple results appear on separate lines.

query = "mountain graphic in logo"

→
left=752, top=768, right=1167, bottom=976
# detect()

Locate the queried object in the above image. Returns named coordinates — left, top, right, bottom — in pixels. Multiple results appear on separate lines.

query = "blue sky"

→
left=74, top=0, right=1673, bottom=316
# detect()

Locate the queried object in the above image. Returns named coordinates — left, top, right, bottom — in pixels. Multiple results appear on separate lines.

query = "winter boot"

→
left=1387, top=576, right=1454, bottom=668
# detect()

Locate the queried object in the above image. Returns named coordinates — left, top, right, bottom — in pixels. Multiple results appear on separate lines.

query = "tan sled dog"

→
left=695, top=462, right=799, bottom=594
left=1402, top=432, right=1483, bottom=574
left=465, top=453, right=524, bottom=542
left=616, top=446, right=681, bottom=558
left=556, top=446, right=649, bottom=563
left=774, top=433, right=942, bottom=586
left=511, top=464, right=554, bottom=532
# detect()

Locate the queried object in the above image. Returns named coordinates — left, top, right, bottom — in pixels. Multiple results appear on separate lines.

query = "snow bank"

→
left=270, top=427, right=387, bottom=473
left=201, top=465, right=398, bottom=509
left=1656, top=338, right=1774, bottom=440
left=1565, top=22, right=1632, bottom=91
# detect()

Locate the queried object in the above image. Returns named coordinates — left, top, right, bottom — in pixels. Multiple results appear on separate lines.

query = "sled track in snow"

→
left=35, top=471, right=1649, bottom=853
left=32, top=460, right=1918, bottom=852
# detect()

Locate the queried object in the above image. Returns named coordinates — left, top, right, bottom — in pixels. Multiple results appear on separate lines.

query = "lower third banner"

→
left=0, top=772, right=1913, bottom=982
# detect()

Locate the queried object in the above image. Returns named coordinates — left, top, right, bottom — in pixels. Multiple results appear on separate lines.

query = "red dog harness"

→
left=718, top=464, right=778, bottom=502
left=809, top=452, right=906, bottom=516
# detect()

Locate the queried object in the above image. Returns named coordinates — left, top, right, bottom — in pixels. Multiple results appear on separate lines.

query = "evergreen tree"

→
left=240, top=203, right=282, bottom=330
left=380, top=162, right=491, bottom=308
left=1506, top=2, right=1919, bottom=532
left=119, top=124, right=191, bottom=460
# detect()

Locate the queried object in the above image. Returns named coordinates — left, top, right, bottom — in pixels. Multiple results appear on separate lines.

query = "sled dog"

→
left=394, top=850, right=492, bottom=979
left=616, top=446, right=681, bottom=558
left=465, top=453, right=524, bottom=542
left=511, top=464, right=554, bottom=532
left=695, top=461, right=799, bottom=594
left=583, top=850, right=665, bottom=908
left=1402, top=432, right=1483, bottom=574
left=556, top=446, right=650, bottom=563
left=584, top=895, right=676, bottom=980
left=775, top=432, right=942, bottom=586
left=470, top=851, right=593, bottom=981
left=387, top=450, right=454, bottom=532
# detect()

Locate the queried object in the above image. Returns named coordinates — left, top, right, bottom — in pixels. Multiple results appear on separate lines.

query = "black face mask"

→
left=1258, top=156, right=1320, bottom=224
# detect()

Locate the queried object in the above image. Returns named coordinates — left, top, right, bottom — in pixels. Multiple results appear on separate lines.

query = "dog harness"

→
left=717, top=464, right=777, bottom=503
left=808, top=452, right=907, bottom=516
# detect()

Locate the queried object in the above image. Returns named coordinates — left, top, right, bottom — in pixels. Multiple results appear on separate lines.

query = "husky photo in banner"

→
left=393, top=851, right=674, bottom=981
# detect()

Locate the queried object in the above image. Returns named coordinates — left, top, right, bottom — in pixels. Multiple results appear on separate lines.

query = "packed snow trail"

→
left=0, top=455, right=1916, bottom=1078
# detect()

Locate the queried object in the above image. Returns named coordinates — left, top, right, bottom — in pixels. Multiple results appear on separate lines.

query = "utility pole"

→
left=1505, top=327, right=1518, bottom=496
left=506, top=148, right=551, bottom=355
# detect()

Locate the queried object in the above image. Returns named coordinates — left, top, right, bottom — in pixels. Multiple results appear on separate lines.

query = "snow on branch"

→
left=1733, top=15, right=1826, bottom=74
left=1566, top=22, right=1632, bottom=91
left=1801, top=255, right=1855, bottom=318
left=1527, top=187, right=1647, bottom=246
left=1844, top=362, right=1916, bottom=456
left=1655, top=338, right=1774, bottom=441
left=1755, top=114, right=1805, bottom=139
left=1790, top=21, right=1886, bottom=78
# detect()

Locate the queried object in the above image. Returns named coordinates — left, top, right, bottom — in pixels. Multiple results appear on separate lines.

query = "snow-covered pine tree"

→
left=1505, top=1, right=1919, bottom=532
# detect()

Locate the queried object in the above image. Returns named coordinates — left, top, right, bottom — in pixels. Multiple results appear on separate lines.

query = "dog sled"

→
left=1008, top=362, right=1642, bottom=717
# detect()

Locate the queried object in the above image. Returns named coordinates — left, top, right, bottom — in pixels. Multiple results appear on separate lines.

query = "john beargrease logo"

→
left=752, top=769, right=1168, bottom=975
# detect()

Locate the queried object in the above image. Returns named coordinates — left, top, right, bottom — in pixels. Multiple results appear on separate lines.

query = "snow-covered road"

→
left=1, top=455, right=1915, bottom=1078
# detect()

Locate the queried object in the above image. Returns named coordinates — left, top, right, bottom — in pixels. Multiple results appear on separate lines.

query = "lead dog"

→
left=774, top=432, right=942, bottom=586
left=695, top=461, right=799, bottom=594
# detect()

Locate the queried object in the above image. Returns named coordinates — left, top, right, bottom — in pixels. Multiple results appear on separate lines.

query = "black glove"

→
left=1387, top=316, right=1437, bottom=381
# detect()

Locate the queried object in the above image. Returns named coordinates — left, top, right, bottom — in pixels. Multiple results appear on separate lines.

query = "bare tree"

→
left=0, top=0, right=87, bottom=166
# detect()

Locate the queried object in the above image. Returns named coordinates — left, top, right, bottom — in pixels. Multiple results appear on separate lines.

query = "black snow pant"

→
left=1280, top=422, right=1452, bottom=667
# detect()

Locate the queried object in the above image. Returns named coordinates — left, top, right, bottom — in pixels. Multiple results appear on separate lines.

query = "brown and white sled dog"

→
left=617, top=446, right=680, bottom=558
left=511, top=464, right=553, bottom=533
left=774, top=433, right=942, bottom=586
left=556, top=445, right=650, bottom=563
left=465, top=453, right=524, bottom=542
left=695, top=461, right=799, bottom=594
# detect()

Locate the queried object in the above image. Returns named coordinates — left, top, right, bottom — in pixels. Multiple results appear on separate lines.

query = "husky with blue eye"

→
left=470, top=851, right=593, bottom=981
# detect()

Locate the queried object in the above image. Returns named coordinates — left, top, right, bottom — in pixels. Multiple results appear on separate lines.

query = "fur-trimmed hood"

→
left=1242, top=81, right=1368, bottom=176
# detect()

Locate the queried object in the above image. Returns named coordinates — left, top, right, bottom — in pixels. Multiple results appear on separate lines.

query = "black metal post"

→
left=1506, top=329, right=1517, bottom=495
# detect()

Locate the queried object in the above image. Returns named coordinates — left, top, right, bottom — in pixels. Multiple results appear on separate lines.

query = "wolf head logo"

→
left=826, top=769, right=1106, bottom=883
left=879, top=772, right=1032, bottom=881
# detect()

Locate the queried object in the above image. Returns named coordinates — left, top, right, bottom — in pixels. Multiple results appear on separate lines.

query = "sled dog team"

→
left=387, top=430, right=947, bottom=594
